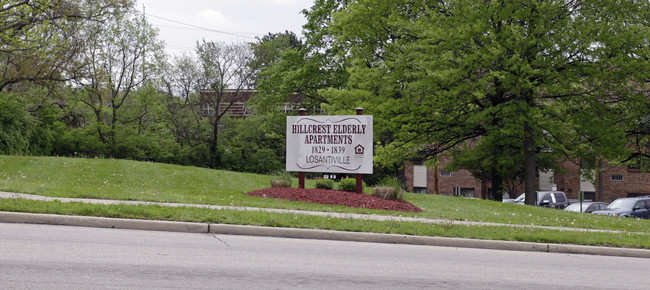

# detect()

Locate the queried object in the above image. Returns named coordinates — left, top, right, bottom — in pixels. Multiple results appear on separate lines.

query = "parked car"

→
left=592, top=196, right=650, bottom=219
left=564, top=202, right=609, bottom=213
left=503, top=193, right=525, bottom=204
left=501, top=192, right=516, bottom=203
left=505, top=191, right=569, bottom=209
left=536, top=191, right=569, bottom=209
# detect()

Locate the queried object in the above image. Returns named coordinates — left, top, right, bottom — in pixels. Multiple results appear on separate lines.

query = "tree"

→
left=73, top=4, right=165, bottom=155
left=316, top=0, right=648, bottom=203
left=0, top=92, right=36, bottom=154
left=0, top=0, right=127, bottom=91
left=253, top=0, right=352, bottom=116
left=249, top=31, right=303, bottom=87
left=220, top=116, right=284, bottom=174
left=194, top=40, right=259, bottom=166
left=159, top=53, right=210, bottom=148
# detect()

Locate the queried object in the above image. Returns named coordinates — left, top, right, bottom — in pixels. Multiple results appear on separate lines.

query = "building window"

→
left=413, top=165, right=427, bottom=188
left=282, top=103, right=296, bottom=114
left=201, top=104, right=214, bottom=116
left=453, top=187, right=475, bottom=198
left=439, top=170, right=451, bottom=177
left=611, top=174, right=624, bottom=181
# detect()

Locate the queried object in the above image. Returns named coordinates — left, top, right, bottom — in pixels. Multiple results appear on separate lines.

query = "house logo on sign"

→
left=354, top=144, right=365, bottom=155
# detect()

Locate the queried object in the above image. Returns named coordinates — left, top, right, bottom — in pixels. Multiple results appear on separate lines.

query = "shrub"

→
left=315, top=179, right=334, bottom=190
left=270, top=171, right=293, bottom=187
left=337, top=178, right=358, bottom=192
left=271, top=180, right=291, bottom=187
left=373, top=187, right=400, bottom=200
left=374, top=176, right=405, bottom=200
left=0, top=92, right=37, bottom=155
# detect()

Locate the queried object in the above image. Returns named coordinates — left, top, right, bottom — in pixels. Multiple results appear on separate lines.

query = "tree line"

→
left=1, top=0, right=300, bottom=174
left=257, top=0, right=649, bottom=202
left=2, top=0, right=649, bottom=201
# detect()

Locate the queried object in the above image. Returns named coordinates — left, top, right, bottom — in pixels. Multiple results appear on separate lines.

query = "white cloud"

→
left=197, top=9, right=239, bottom=30
left=266, top=0, right=299, bottom=6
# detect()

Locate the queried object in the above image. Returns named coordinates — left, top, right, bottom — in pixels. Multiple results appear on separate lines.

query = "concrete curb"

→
left=208, top=224, right=650, bottom=258
left=2, top=211, right=649, bottom=259
left=0, top=211, right=208, bottom=233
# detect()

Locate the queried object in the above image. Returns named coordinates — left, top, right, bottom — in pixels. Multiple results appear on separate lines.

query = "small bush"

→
left=373, top=187, right=403, bottom=200
left=337, top=178, right=358, bottom=192
left=270, top=171, right=293, bottom=187
left=374, top=176, right=405, bottom=200
left=271, top=180, right=291, bottom=187
left=315, top=179, right=334, bottom=190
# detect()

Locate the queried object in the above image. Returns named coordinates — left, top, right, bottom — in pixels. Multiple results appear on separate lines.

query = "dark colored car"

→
left=536, top=191, right=569, bottom=209
left=593, top=197, right=650, bottom=219
left=564, top=202, right=609, bottom=213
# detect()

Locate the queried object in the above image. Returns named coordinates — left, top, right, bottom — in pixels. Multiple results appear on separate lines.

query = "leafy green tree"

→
left=249, top=31, right=303, bottom=87
left=219, top=116, right=283, bottom=174
left=253, top=0, right=352, bottom=115
left=0, top=0, right=127, bottom=91
left=73, top=4, right=165, bottom=155
left=318, top=0, right=648, bottom=203
left=194, top=40, right=259, bottom=166
left=0, top=91, right=62, bottom=155
left=0, top=92, right=36, bottom=154
left=159, top=53, right=211, bottom=149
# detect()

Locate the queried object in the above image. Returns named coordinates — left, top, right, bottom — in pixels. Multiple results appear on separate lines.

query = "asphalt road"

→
left=1, top=223, right=649, bottom=289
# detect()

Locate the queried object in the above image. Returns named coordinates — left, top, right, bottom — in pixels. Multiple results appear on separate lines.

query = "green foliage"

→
left=0, top=0, right=126, bottom=90
left=315, top=179, right=334, bottom=190
left=252, top=0, right=352, bottom=116
left=219, top=117, right=284, bottom=174
left=0, top=92, right=60, bottom=156
left=53, top=127, right=109, bottom=157
left=315, top=0, right=650, bottom=196
left=73, top=6, right=165, bottom=156
left=0, top=93, right=35, bottom=155
left=249, top=31, right=303, bottom=86
left=337, top=178, right=358, bottom=192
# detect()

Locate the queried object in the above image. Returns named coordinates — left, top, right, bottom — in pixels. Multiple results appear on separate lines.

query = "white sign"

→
left=286, top=115, right=373, bottom=174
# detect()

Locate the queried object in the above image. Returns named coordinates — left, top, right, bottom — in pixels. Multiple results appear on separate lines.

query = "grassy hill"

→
left=1, top=155, right=649, bottom=249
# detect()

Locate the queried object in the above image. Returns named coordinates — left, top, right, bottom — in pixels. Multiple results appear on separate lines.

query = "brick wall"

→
left=404, top=158, right=650, bottom=200
left=600, top=164, right=650, bottom=202
left=436, top=168, right=482, bottom=196
left=404, top=158, right=484, bottom=197
left=553, top=160, right=582, bottom=199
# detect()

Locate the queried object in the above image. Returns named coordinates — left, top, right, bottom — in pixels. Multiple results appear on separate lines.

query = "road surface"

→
left=1, top=222, right=648, bottom=289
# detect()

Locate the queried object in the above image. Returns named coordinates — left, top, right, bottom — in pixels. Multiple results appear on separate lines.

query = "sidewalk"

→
left=0, top=191, right=634, bottom=234
left=1, top=191, right=649, bottom=258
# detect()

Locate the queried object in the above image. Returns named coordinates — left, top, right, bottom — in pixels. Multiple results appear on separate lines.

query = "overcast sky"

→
left=138, top=0, right=314, bottom=54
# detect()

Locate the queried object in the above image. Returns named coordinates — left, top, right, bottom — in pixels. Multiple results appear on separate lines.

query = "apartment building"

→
left=405, top=158, right=650, bottom=202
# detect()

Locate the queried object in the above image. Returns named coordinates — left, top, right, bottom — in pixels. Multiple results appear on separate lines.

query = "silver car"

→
left=508, top=191, right=569, bottom=209
left=564, top=202, right=609, bottom=213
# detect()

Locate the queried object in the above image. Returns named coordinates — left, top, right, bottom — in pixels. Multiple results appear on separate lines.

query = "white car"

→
left=505, top=191, right=569, bottom=209
left=564, top=202, right=609, bottom=213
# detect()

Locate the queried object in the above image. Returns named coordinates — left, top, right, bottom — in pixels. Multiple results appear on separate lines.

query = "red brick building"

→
left=405, top=158, right=650, bottom=202
left=199, top=90, right=256, bottom=118
left=199, top=90, right=318, bottom=119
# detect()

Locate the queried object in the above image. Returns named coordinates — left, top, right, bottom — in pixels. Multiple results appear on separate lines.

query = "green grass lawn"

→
left=1, top=155, right=649, bottom=248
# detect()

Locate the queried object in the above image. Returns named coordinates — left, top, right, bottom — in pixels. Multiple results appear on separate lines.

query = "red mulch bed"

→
left=247, top=187, right=422, bottom=213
